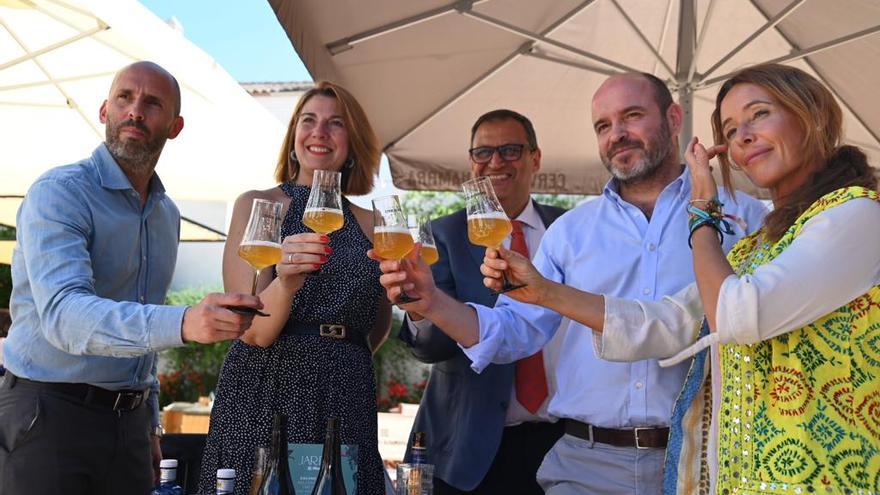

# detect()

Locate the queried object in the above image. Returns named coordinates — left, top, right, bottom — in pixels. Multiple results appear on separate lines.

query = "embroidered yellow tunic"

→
left=717, top=187, right=880, bottom=494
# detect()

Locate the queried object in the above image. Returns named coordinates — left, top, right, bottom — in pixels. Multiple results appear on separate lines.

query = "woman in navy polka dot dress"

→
left=198, top=82, right=392, bottom=495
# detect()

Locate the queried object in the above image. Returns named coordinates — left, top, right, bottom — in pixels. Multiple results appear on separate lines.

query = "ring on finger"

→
left=287, top=253, right=294, bottom=264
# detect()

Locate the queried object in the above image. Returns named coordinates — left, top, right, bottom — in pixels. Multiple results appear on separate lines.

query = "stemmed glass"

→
left=302, top=170, right=343, bottom=277
left=462, top=176, right=525, bottom=294
left=409, top=215, right=439, bottom=266
left=373, top=195, right=420, bottom=304
left=234, top=198, right=283, bottom=315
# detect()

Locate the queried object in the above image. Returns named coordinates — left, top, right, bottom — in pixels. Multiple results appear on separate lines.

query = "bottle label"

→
left=160, top=468, right=177, bottom=484
left=410, top=446, right=427, bottom=465
left=216, top=478, right=234, bottom=493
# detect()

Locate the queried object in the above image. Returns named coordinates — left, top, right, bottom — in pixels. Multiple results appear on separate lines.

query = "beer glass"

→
left=409, top=216, right=439, bottom=266
left=302, top=170, right=343, bottom=277
left=373, top=195, right=420, bottom=304
left=462, top=177, right=525, bottom=294
left=233, top=198, right=283, bottom=315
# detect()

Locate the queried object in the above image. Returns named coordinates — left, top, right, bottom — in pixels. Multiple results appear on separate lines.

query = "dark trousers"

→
left=0, top=373, right=153, bottom=495
left=436, top=420, right=564, bottom=495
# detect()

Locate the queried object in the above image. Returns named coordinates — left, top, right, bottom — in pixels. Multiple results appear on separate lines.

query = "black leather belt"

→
left=5, top=373, right=148, bottom=412
left=282, top=322, right=369, bottom=350
left=564, top=419, right=668, bottom=449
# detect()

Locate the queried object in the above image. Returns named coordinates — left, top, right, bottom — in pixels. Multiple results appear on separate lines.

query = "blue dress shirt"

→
left=463, top=171, right=767, bottom=428
left=5, top=144, right=186, bottom=426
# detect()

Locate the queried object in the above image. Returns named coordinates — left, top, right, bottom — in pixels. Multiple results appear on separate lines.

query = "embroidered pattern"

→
left=717, top=187, right=880, bottom=494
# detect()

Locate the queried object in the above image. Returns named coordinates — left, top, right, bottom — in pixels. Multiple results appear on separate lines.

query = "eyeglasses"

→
left=468, top=143, right=530, bottom=164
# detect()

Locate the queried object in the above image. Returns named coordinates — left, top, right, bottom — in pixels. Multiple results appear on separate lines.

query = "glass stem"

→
left=251, top=270, right=260, bottom=296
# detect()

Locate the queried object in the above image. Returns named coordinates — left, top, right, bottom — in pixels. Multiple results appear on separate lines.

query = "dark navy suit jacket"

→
left=399, top=201, right=566, bottom=490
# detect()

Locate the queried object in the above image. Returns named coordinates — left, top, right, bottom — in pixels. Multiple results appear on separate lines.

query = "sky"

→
left=140, top=0, right=313, bottom=83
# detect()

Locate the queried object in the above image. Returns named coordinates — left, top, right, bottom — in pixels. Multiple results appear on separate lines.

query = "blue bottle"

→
left=151, top=459, right=184, bottom=495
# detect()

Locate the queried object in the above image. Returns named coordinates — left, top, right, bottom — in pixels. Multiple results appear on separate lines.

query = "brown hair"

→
left=273, top=81, right=381, bottom=195
left=711, top=64, right=876, bottom=242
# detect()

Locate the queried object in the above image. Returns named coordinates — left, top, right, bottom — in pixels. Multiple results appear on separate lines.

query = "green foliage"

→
left=402, top=191, right=589, bottom=221
left=159, top=285, right=227, bottom=407
left=373, top=313, right=429, bottom=411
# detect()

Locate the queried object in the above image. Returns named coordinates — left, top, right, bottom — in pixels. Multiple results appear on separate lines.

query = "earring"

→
left=288, top=150, right=300, bottom=182
left=345, top=156, right=355, bottom=169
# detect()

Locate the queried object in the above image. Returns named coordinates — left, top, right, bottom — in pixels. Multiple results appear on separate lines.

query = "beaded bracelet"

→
left=687, top=197, right=735, bottom=248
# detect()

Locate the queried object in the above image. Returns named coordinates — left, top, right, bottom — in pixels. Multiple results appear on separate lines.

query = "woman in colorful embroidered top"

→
left=477, top=64, right=880, bottom=493
left=198, top=81, right=392, bottom=494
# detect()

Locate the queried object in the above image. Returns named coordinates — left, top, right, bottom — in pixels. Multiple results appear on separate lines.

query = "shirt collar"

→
left=93, top=143, right=167, bottom=198
left=513, top=199, right=541, bottom=230
left=601, top=166, right=690, bottom=205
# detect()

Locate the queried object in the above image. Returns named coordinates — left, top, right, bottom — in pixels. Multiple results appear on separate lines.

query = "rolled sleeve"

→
left=599, top=284, right=704, bottom=362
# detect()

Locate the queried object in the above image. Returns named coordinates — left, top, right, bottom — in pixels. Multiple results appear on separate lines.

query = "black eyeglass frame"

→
left=468, top=143, right=533, bottom=164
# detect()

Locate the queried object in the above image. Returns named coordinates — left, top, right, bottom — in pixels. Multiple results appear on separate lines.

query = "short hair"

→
left=470, top=109, right=538, bottom=149
left=274, top=81, right=381, bottom=196
left=637, top=72, right=673, bottom=113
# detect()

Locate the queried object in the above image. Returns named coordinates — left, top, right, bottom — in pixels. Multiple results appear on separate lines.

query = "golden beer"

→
left=420, top=244, right=439, bottom=265
left=238, top=240, right=282, bottom=270
left=468, top=213, right=511, bottom=248
left=374, top=226, right=415, bottom=260
left=303, top=207, right=344, bottom=234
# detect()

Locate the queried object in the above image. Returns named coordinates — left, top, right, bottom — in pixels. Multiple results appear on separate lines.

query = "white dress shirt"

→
left=460, top=171, right=768, bottom=428
left=410, top=200, right=565, bottom=425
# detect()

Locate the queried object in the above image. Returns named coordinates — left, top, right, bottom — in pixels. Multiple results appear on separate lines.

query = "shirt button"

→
left=648, top=243, right=656, bottom=251
left=642, top=288, right=651, bottom=295
left=139, top=296, right=145, bottom=302
left=635, top=382, right=644, bottom=389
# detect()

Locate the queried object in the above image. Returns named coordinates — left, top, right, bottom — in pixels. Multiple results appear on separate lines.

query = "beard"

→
left=601, top=119, right=674, bottom=183
left=104, top=117, right=169, bottom=175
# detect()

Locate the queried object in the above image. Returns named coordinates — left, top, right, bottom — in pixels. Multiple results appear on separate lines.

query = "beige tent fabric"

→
left=271, top=0, right=880, bottom=197
left=1, top=0, right=284, bottom=203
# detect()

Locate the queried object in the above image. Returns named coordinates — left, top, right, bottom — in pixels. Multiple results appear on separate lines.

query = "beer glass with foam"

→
left=303, top=170, right=343, bottom=277
left=373, top=195, right=420, bottom=304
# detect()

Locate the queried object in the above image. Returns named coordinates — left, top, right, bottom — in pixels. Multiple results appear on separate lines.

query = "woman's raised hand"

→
left=684, top=136, right=725, bottom=201
left=275, top=233, right=331, bottom=289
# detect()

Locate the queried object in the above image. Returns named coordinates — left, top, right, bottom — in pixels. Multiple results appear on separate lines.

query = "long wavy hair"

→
left=711, top=64, right=876, bottom=242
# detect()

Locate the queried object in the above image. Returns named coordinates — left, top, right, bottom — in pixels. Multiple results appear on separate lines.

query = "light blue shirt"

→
left=462, top=171, right=767, bottom=428
left=5, top=144, right=187, bottom=427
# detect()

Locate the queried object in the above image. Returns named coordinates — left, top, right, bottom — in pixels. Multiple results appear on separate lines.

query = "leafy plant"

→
left=402, top=191, right=589, bottom=220
left=373, top=313, right=429, bottom=412
left=159, top=286, right=228, bottom=407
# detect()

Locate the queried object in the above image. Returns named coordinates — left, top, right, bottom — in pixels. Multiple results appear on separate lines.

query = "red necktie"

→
left=510, top=220, right=549, bottom=414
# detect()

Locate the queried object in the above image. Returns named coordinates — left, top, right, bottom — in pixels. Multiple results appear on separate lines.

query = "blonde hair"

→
left=274, top=81, right=381, bottom=195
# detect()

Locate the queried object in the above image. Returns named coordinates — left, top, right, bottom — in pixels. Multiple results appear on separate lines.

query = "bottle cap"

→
left=217, top=468, right=236, bottom=479
left=159, top=459, right=178, bottom=468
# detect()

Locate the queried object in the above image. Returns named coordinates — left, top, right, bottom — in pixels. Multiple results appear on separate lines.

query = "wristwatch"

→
left=151, top=424, right=165, bottom=438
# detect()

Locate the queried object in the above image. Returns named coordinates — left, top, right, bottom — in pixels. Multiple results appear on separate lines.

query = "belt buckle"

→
left=634, top=427, right=650, bottom=449
left=113, top=391, right=143, bottom=411
left=319, top=324, right=346, bottom=339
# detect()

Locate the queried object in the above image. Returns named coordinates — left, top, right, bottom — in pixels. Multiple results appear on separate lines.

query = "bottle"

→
left=310, top=418, right=346, bottom=495
left=257, top=413, right=296, bottom=495
left=150, top=459, right=183, bottom=495
left=397, top=432, right=433, bottom=495
left=217, top=468, right=236, bottom=495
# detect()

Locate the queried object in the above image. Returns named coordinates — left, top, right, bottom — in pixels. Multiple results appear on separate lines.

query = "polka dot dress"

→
left=198, top=182, right=385, bottom=494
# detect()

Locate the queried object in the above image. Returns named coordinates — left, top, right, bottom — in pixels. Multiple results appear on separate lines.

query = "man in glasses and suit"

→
left=397, top=109, right=566, bottom=494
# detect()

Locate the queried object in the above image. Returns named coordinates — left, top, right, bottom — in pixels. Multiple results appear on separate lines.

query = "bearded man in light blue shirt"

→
left=372, top=73, right=768, bottom=494
left=0, top=61, right=262, bottom=495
